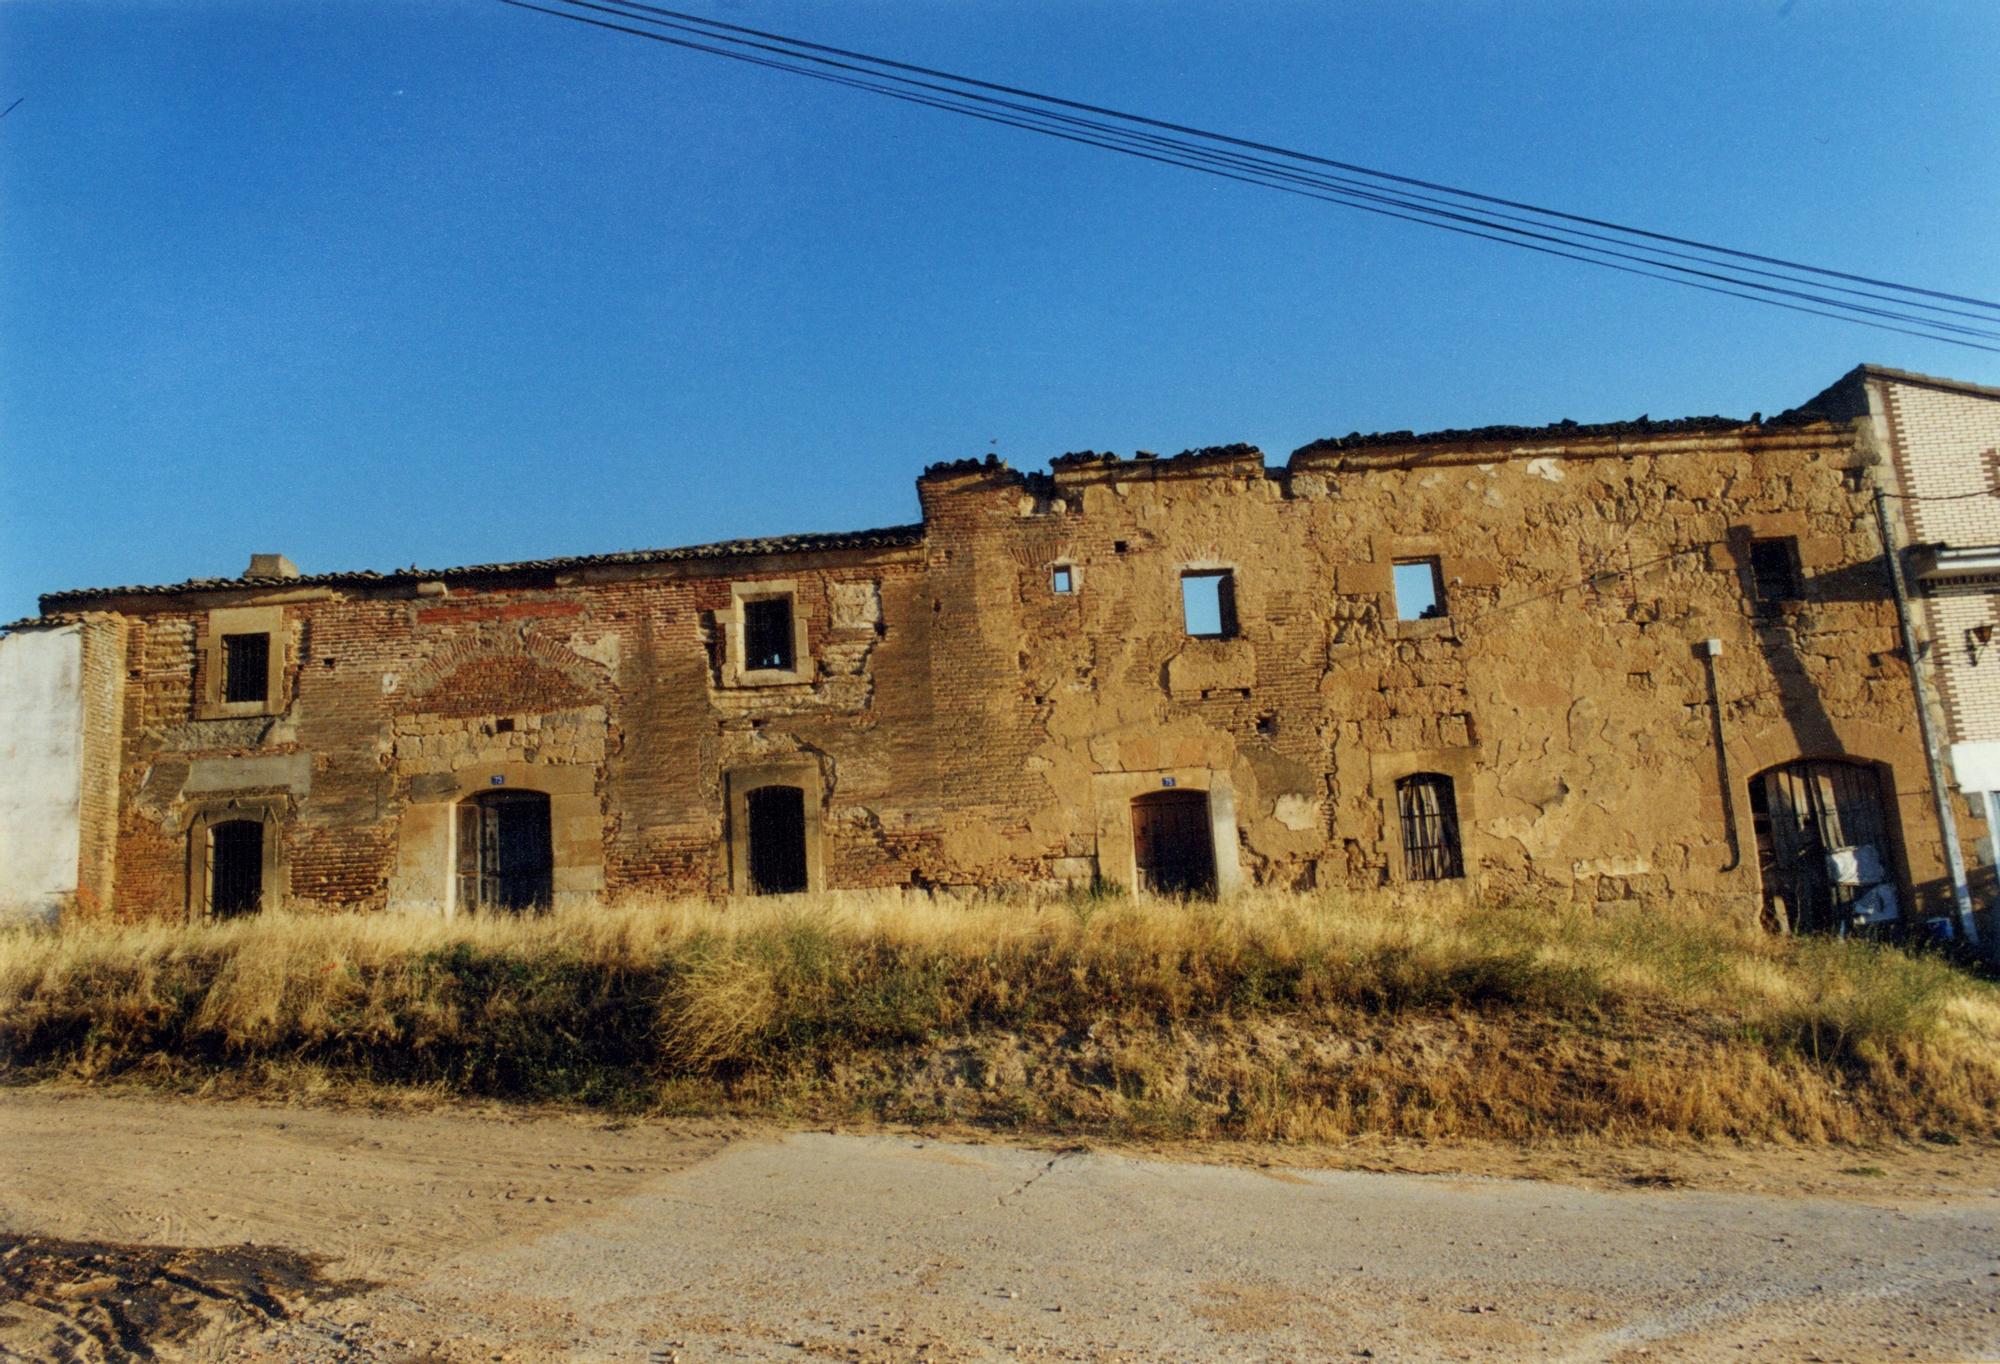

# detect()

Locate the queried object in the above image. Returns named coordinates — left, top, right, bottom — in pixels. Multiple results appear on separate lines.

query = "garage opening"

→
left=209, top=819, right=265, bottom=917
left=746, top=785, right=809, bottom=894
left=455, top=790, right=554, bottom=914
left=1748, top=759, right=1898, bottom=934
left=1131, top=789, right=1217, bottom=897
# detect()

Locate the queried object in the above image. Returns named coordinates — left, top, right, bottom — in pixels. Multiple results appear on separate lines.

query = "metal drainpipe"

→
left=1873, top=489, right=1980, bottom=944
left=1699, top=639, right=1740, bottom=872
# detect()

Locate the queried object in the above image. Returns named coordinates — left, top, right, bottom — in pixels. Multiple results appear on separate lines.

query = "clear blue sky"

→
left=4, top=1, right=1998, bottom=622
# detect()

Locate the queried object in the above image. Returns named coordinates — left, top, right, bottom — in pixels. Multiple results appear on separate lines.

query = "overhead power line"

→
left=499, top=0, right=2000, bottom=353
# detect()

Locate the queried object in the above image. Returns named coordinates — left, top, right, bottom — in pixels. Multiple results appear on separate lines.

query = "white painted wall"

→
left=0, top=626, right=84, bottom=921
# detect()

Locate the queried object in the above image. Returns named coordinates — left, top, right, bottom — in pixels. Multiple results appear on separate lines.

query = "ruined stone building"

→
left=3, top=365, right=1998, bottom=941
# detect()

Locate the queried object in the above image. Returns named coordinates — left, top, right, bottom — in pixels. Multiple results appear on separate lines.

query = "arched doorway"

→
left=1748, top=759, right=1898, bottom=934
left=746, top=785, right=809, bottom=894
left=455, top=790, right=554, bottom=913
left=209, top=819, right=265, bottom=918
left=1131, top=789, right=1217, bottom=897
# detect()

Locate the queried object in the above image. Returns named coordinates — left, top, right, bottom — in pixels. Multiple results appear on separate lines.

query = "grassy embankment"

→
left=2, top=889, right=1996, bottom=1142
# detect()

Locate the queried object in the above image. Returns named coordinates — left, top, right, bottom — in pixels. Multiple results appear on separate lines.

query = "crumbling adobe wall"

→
left=916, top=424, right=1949, bottom=911
left=59, top=409, right=1960, bottom=921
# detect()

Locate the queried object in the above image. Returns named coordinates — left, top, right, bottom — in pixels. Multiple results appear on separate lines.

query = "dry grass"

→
left=2, top=888, right=1996, bottom=1142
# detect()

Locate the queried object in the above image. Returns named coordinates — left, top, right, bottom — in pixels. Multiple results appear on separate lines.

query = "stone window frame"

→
left=1746, top=536, right=1805, bottom=610
left=184, top=796, right=288, bottom=920
left=1390, top=556, right=1449, bottom=624
left=1708, top=512, right=1844, bottom=618
left=720, top=579, right=813, bottom=687
left=724, top=759, right=827, bottom=895
left=1050, top=561, right=1079, bottom=595
left=1370, top=748, right=1479, bottom=885
left=1338, top=538, right=1497, bottom=640
left=195, top=605, right=288, bottom=719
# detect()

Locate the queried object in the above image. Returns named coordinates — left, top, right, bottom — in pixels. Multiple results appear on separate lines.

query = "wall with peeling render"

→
left=0, top=626, right=84, bottom=919
left=29, top=399, right=1965, bottom=920
left=915, top=421, right=1951, bottom=914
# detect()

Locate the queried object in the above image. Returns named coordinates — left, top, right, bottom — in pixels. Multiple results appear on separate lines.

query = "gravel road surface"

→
left=2, top=1091, right=1995, bottom=1362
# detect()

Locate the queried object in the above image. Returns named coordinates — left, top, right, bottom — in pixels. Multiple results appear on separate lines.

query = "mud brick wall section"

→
left=31, top=392, right=1983, bottom=921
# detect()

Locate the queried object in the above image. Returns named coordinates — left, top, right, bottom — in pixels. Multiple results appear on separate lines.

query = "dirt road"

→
left=2, top=1089, right=1996, bottom=1362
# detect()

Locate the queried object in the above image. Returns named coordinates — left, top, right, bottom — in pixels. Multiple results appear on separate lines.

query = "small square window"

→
left=1748, top=538, right=1801, bottom=608
left=221, top=633, right=270, bottom=704
left=1181, top=570, right=1237, bottom=638
left=1051, top=565, right=1074, bottom=594
left=744, top=597, right=795, bottom=672
left=1392, top=560, right=1446, bottom=621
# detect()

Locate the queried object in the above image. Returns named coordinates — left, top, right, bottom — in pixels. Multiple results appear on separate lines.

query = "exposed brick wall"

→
left=71, top=615, right=127, bottom=915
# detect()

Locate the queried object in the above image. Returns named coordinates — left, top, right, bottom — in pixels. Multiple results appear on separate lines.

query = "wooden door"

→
left=1131, top=790, right=1216, bottom=897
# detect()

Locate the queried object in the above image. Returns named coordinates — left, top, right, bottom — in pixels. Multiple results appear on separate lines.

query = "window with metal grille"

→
left=1396, top=773, right=1464, bottom=881
left=221, top=632, right=270, bottom=704
left=743, top=597, right=795, bottom=672
left=1748, top=538, right=1801, bottom=609
left=1181, top=571, right=1237, bottom=638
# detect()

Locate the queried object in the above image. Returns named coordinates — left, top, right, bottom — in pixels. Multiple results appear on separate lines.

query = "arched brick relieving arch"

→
left=397, top=635, right=609, bottom=719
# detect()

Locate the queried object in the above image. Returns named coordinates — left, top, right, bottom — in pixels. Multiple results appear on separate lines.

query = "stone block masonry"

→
left=14, top=367, right=1997, bottom=931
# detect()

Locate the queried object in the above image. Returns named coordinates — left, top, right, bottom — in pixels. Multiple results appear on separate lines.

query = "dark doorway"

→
left=1749, top=760, right=1896, bottom=934
left=210, top=819, right=265, bottom=917
left=746, top=785, right=809, bottom=894
left=456, top=790, right=554, bottom=913
left=1132, top=789, right=1217, bottom=897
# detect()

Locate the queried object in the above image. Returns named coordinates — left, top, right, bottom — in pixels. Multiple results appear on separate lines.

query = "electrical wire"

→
left=542, top=0, right=2000, bottom=345
left=500, top=0, right=2000, bottom=351
left=573, top=0, right=2000, bottom=316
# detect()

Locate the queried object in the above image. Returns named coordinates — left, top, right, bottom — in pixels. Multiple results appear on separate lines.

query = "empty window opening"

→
left=1181, top=571, right=1238, bottom=638
left=209, top=819, right=265, bottom=918
left=1113, top=540, right=1129, bottom=555
left=1392, top=560, right=1447, bottom=621
left=221, top=633, right=270, bottom=704
left=1131, top=789, right=1217, bottom=898
left=1396, top=773, right=1464, bottom=881
left=455, top=790, right=553, bottom=914
left=746, top=785, right=809, bottom=894
left=1749, top=760, right=1896, bottom=935
left=1051, top=565, right=1074, bottom=594
left=743, top=597, right=795, bottom=672
left=494, top=717, right=515, bottom=733
left=1748, top=538, right=1801, bottom=608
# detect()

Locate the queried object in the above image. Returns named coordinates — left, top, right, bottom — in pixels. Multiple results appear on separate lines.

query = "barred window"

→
left=221, top=633, right=270, bottom=704
left=1396, top=772, right=1464, bottom=881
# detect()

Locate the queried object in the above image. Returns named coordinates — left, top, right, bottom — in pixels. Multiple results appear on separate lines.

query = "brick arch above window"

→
left=398, top=637, right=608, bottom=718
